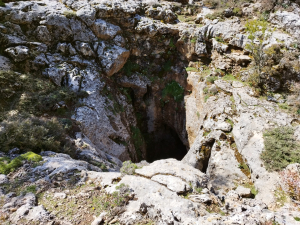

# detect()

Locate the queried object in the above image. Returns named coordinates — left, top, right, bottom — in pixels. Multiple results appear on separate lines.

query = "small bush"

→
left=0, top=114, right=70, bottom=153
left=0, top=152, right=42, bottom=174
left=205, top=11, right=224, bottom=20
left=120, top=161, right=139, bottom=175
left=185, top=67, right=198, bottom=72
left=281, top=169, right=300, bottom=201
left=162, top=81, right=184, bottom=102
left=261, top=126, right=300, bottom=171
left=206, top=76, right=218, bottom=84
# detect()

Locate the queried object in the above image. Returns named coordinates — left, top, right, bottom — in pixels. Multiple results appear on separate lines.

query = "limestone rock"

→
left=151, top=174, right=191, bottom=194
left=92, top=19, right=121, bottom=40
left=0, top=55, right=13, bottom=70
left=5, top=46, right=30, bottom=62
left=235, top=186, right=252, bottom=198
left=99, top=45, right=130, bottom=76
left=135, top=158, right=208, bottom=188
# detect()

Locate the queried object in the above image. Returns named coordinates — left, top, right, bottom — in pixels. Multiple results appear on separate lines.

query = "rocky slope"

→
left=0, top=0, right=300, bottom=224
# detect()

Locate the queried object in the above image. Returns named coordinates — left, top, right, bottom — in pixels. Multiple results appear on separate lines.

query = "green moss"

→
left=206, top=76, right=218, bottom=84
left=261, top=126, right=300, bottom=171
left=222, top=74, right=237, bottom=81
left=0, top=1, right=5, bottom=7
left=294, top=217, right=300, bottom=221
left=191, top=37, right=197, bottom=43
left=122, top=60, right=140, bottom=76
left=185, top=67, right=198, bottom=72
left=162, top=81, right=184, bottom=102
left=0, top=152, right=42, bottom=175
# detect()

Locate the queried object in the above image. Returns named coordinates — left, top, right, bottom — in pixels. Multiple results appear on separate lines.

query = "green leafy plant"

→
left=0, top=152, right=43, bottom=174
left=245, top=19, right=270, bottom=77
left=185, top=67, right=198, bottom=72
left=206, top=76, right=218, bottom=84
left=0, top=115, right=70, bottom=153
left=120, top=161, right=140, bottom=175
left=162, top=81, right=184, bottom=102
left=261, top=126, right=300, bottom=171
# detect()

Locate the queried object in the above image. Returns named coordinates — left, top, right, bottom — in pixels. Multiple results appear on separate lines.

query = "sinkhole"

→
left=145, top=123, right=187, bottom=163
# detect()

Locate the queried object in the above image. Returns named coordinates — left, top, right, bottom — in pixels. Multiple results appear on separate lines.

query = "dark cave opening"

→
left=146, top=123, right=187, bottom=163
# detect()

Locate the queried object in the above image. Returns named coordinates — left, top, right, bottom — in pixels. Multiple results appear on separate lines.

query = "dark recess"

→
left=146, top=123, right=187, bottom=163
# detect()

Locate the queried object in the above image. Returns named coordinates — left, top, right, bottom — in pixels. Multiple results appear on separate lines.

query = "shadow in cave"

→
left=146, top=123, right=187, bottom=163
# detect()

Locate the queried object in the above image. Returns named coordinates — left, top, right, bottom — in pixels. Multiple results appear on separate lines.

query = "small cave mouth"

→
left=145, top=123, right=187, bottom=163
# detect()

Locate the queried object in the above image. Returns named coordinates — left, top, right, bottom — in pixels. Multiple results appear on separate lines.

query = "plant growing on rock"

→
left=120, top=161, right=140, bottom=175
left=0, top=152, right=43, bottom=174
left=162, top=81, right=184, bottom=102
left=261, top=126, right=300, bottom=171
left=280, top=169, right=300, bottom=201
left=245, top=19, right=269, bottom=75
left=0, top=114, right=73, bottom=154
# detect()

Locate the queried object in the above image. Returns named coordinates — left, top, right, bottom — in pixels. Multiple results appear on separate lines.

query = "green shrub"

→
left=206, top=76, right=218, bottom=84
left=0, top=114, right=69, bottom=153
left=185, top=67, right=198, bottom=72
left=0, top=1, right=5, bottom=7
left=205, top=11, right=224, bottom=20
left=162, top=81, right=184, bottom=102
left=0, top=70, right=86, bottom=119
left=120, top=161, right=139, bottom=175
left=0, top=152, right=42, bottom=174
left=261, top=126, right=300, bottom=171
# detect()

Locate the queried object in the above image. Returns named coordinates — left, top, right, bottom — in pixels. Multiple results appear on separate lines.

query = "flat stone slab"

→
left=135, top=158, right=208, bottom=188
left=151, top=174, right=191, bottom=194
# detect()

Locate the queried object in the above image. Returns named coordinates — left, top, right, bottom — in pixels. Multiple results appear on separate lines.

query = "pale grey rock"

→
left=33, top=153, right=101, bottom=178
left=75, top=42, right=95, bottom=57
left=146, top=6, right=177, bottom=23
left=270, top=11, right=300, bottom=40
left=235, top=186, right=252, bottom=198
left=214, top=80, right=233, bottom=93
left=118, top=73, right=150, bottom=99
left=294, top=126, right=300, bottom=141
left=26, top=205, right=50, bottom=222
left=189, top=194, right=212, bottom=204
left=68, top=43, right=77, bottom=56
left=57, top=42, right=68, bottom=54
left=43, top=13, right=73, bottom=41
left=92, top=19, right=121, bottom=40
left=113, top=35, right=126, bottom=47
left=91, top=212, right=107, bottom=225
left=70, top=18, right=97, bottom=42
left=151, top=175, right=191, bottom=194
left=118, top=175, right=207, bottom=224
left=229, top=53, right=251, bottom=65
left=99, top=45, right=130, bottom=76
left=5, top=46, right=30, bottom=62
left=135, top=158, right=208, bottom=188
left=45, top=63, right=73, bottom=86
left=53, top=192, right=67, bottom=199
left=86, top=171, right=121, bottom=187
left=0, top=55, right=13, bottom=70
left=0, top=174, right=8, bottom=184
left=229, top=34, right=248, bottom=48
left=212, top=38, right=228, bottom=53
left=76, top=6, right=96, bottom=27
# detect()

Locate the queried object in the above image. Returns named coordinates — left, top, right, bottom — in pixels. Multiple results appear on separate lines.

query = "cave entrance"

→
left=146, top=123, right=187, bottom=163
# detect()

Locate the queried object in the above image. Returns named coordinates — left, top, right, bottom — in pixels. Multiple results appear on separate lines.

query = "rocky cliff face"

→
left=1, top=0, right=300, bottom=224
